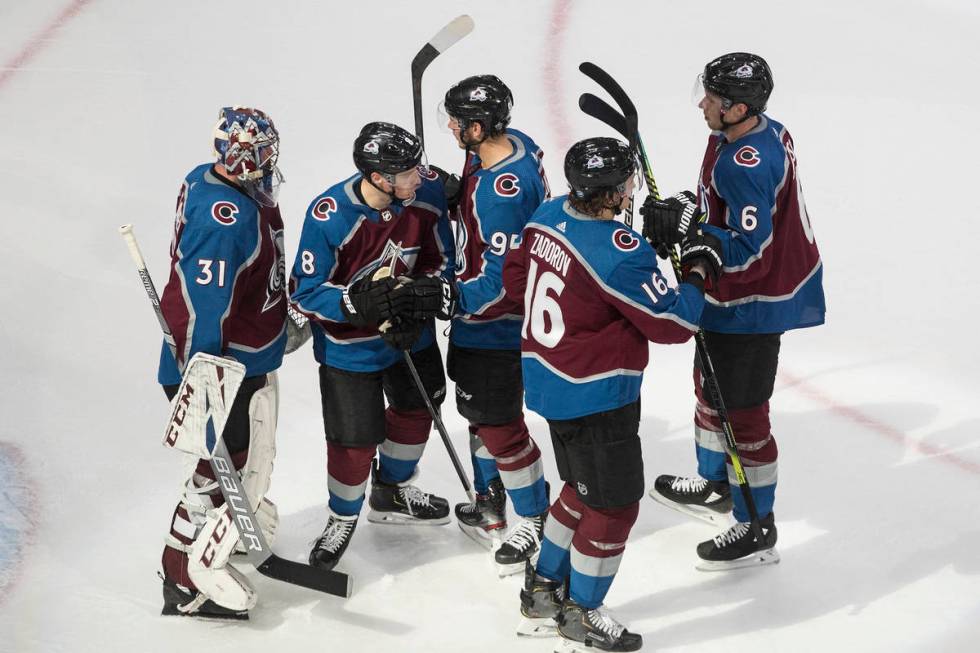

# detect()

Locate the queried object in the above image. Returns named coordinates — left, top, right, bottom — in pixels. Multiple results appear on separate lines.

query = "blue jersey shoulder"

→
left=410, top=173, right=449, bottom=216
left=303, top=174, right=369, bottom=244
left=473, top=128, right=545, bottom=207
left=183, top=164, right=259, bottom=234
left=714, top=115, right=787, bottom=192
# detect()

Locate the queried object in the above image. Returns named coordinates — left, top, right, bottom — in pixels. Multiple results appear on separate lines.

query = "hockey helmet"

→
left=213, top=106, right=282, bottom=206
left=698, top=52, right=773, bottom=114
left=442, top=74, right=513, bottom=137
left=353, top=122, right=425, bottom=180
left=564, top=137, right=637, bottom=200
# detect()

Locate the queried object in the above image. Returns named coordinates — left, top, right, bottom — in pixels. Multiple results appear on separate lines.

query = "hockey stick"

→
left=119, top=224, right=352, bottom=598
left=577, top=63, right=768, bottom=543
left=411, top=14, right=474, bottom=147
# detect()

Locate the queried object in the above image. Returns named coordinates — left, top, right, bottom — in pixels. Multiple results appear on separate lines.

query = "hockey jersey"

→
left=451, top=128, right=549, bottom=350
left=697, top=115, right=825, bottom=333
left=158, top=163, right=288, bottom=385
left=289, top=172, right=454, bottom=372
left=503, top=197, right=705, bottom=421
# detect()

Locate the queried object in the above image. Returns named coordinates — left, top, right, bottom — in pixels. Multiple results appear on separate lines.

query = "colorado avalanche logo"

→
left=735, top=64, right=754, bottom=78
left=733, top=145, right=761, bottom=168
left=586, top=155, right=604, bottom=170
left=211, top=201, right=239, bottom=225
left=363, top=140, right=380, bottom=154
left=494, top=173, right=520, bottom=198
left=469, top=88, right=488, bottom=102
left=263, top=226, right=286, bottom=313
left=312, top=196, right=337, bottom=221
left=612, top=228, right=640, bottom=252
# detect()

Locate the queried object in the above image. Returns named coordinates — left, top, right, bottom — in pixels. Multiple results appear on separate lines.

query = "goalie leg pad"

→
left=242, top=373, right=278, bottom=508
left=187, top=504, right=256, bottom=612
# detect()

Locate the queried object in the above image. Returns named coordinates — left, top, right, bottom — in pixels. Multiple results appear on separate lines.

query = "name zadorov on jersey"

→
left=528, top=232, right=571, bottom=277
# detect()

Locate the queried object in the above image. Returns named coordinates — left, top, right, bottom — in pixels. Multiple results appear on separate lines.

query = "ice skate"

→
left=648, top=474, right=733, bottom=526
left=495, top=511, right=546, bottom=577
left=309, top=509, right=359, bottom=571
left=160, top=576, right=248, bottom=621
left=516, top=562, right=563, bottom=638
left=454, top=477, right=507, bottom=549
left=695, top=512, right=779, bottom=571
left=554, top=598, right=642, bottom=652
left=367, top=463, right=450, bottom=525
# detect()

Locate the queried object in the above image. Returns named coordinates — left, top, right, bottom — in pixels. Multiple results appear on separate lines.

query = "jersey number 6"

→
left=521, top=258, right=565, bottom=348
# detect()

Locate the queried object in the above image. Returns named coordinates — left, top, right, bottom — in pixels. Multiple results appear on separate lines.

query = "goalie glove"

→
left=390, top=275, right=458, bottom=321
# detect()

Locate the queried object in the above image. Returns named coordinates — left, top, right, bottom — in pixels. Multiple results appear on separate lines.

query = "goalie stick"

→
left=119, top=224, right=352, bottom=599
left=411, top=14, right=474, bottom=147
left=577, top=63, right=768, bottom=546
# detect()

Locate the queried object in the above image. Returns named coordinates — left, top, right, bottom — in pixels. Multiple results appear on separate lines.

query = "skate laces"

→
left=315, top=517, right=355, bottom=554
left=586, top=605, right=625, bottom=639
left=670, top=476, right=708, bottom=493
left=713, top=522, right=751, bottom=547
left=504, top=515, right=542, bottom=552
left=399, top=485, right=433, bottom=511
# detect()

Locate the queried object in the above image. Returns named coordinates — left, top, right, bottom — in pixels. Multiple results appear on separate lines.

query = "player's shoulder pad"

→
left=305, top=174, right=365, bottom=230
left=409, top=171, right=449, bottom=216
left=186, top=164, right=259, bottom=233
left=717, top=116, right=785, bottom=179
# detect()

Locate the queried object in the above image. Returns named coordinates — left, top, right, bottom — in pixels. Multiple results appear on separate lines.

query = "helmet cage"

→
left=213, top=106, right=283, bottom=206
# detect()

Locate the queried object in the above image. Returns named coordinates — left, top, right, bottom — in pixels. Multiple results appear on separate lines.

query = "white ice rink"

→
left=1, top=1, right=978, bottom=651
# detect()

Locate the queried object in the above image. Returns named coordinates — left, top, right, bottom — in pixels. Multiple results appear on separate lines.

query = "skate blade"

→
left=161, top=605, right=249, bottom=620
left=366, top=510, right=451, bottom=526
left=647, top=488, right=733, bottom=527
left=457, top=520, right=504, bottom=551
left=516, top=615, right=558, bottom=638
left=553, top=638, right=590, bottom=653
left=696, top=547, right=780, bottom=572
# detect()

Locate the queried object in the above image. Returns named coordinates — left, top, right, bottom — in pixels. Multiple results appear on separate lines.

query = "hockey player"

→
left=158, top=106, right=288, bottom=619
left=394, top=74, right=551, bottom=574
left=290, top=121, right=456, bottom=572
left=502, top=137, right=724, bottom=651
left=641, top=53, right=825, bottom=569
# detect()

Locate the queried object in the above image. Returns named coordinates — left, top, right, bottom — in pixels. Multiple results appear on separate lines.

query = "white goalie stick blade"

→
left=163, top=353, right=245, bottom=459
left=516, top=615, right=559, bottom=638
left=647, top=486, right=734, bottom=528
left=695, top=547, right=780, bottom=572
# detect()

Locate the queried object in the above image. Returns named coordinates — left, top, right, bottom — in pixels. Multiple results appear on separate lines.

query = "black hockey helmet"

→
left=564, top=137, right=637, bottom=200
left=701, top=52, right=773, bottom=114
left=443, top=74, right=513, bottom=137
left=353, top=122, right=424, bottom=178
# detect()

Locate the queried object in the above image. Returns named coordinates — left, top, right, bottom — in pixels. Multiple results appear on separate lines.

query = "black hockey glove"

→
left=640, top=191, right=700, bottom=258
left=429, top=164, right=462, bottom=213
left=390, top=275, right=459, bottom=321
left=679, top=230, right=724, bottom=284
left=340, top=276, right=414, bottom=328
left=379, top=316, right=423, bottom=351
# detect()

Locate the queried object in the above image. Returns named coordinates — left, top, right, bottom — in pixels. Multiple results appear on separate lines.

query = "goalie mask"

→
left=213, top=106, right=283, bottom=207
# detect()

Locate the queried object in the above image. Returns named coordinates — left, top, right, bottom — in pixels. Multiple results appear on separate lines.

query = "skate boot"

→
left=648, top=474, right=732, bottom=526
left=695, top=512, right=779, bottom=571
left=367, top=462, right=450, bottom=525
left=455, top=477, right=507, bottom=549
left=516, top=561, right=564, bottom=637
left=495, top=510, right=547, bottom=577
left=309, top=509, right=359, bottom=571
left=160, top=575, right=248, bottom=620
left=555, top=598, right=642, bottom=652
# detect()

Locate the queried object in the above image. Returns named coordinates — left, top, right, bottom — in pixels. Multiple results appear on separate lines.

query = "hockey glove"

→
left=390, top=275, right=458, bottom=321
left=340, top=276, right=415, bottom=328
left=679, top=230, right=724, bottom=284
left=429, top=164, right=462, bottom=213
left=640, top=191, right=700, bottom=258
left=380, top=316, right=423, bottom=351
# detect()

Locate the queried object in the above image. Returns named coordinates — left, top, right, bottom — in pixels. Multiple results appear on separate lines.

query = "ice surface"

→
left=1, top=1, right=978, bottom=651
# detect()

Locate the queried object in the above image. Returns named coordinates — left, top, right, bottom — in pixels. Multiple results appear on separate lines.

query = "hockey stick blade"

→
left=411, top=15, right=475, bottom=143
left=579, top=62, right=639, bottom=150
left=579, top=93, right=629, bottom=140
left=256, top=555, right=352, bottom=598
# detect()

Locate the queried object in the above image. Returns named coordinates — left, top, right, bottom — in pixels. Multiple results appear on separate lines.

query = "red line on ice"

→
left=0, top=0, right=93, bottom=91
left=0, top=442, right=39, bottom=609
left=543, top=0, right=574, bottom=155
left=780, top=370, right=980, bottom=476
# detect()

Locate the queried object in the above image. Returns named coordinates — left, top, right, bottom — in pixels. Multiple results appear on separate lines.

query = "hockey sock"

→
left=467, top=425, right=499, bottom=495
left=326, top=443, right=375, bottom=516
left=722, top=401, right=777, bottom=522
left=536, top=483, right=582, bottom=583
left=378, top=407, right=430, bottom=483
left=478, top=417, right=548, bottom=516
left=569, top=501, right=639, bottom=609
